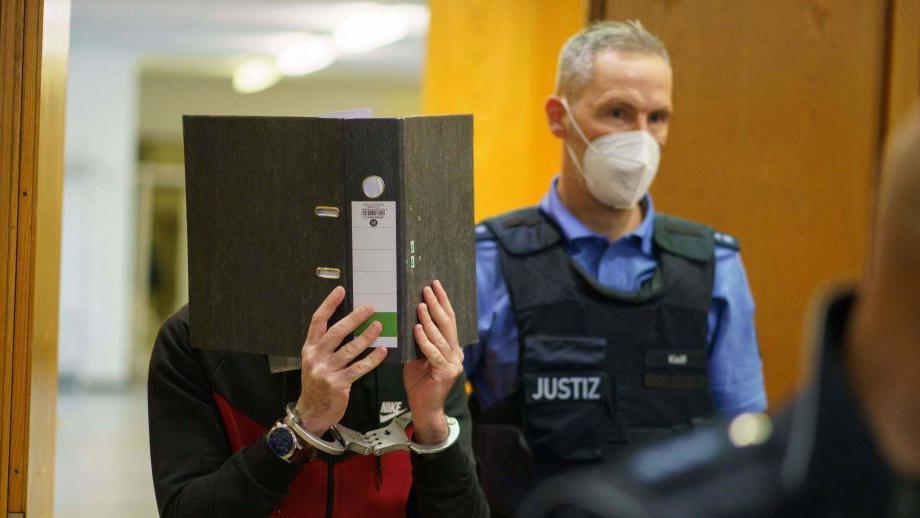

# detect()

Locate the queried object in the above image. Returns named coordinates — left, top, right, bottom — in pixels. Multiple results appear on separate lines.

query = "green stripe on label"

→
left=354, top=312, right=398, bottom=338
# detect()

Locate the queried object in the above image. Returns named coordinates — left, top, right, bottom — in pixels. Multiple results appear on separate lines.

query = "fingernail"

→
left=372, top=321, right=382, bottom=330
left=361, top=304, right=373, bottom=312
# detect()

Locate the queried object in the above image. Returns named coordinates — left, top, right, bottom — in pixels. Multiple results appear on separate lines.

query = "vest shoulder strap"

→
left=483, top=208, right=732, bottom=259
left=653, top=213, right=716, bottom=262
left=480, top=207, right=562, bottom=255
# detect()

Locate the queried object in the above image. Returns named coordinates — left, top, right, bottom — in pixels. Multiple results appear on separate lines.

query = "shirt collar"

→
left=538, top=175, right=655, bottom=254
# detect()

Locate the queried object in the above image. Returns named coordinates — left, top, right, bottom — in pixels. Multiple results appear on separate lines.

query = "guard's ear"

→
left=545, top=96, right=568, bottom=139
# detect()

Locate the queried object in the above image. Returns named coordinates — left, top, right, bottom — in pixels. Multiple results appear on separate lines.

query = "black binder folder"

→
left=183, top=114, right=475, bottom=363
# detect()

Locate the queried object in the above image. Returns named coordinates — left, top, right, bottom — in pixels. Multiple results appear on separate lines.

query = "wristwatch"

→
left=266, top=420, right=318, bottom=464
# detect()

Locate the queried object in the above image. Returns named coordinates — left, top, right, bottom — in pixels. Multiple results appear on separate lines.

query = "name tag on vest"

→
left=525, top=374, right=606, bottom=402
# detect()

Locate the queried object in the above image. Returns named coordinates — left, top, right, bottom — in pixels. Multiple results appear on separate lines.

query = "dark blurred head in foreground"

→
left=848, top=107, right=920, bottom=479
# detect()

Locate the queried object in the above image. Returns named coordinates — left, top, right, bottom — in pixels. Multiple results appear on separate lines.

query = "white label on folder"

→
left=352, top=201, right=398, bottom=348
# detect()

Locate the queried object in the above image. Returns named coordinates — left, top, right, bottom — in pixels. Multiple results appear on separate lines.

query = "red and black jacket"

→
left=148, top=305, right=488, bottom=518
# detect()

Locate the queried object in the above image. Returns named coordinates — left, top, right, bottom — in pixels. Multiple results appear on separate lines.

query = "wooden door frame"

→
left=1, top=0, right=69, bottom=516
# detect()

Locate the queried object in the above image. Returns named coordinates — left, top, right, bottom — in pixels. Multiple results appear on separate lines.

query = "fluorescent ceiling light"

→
left=276, top=34, right=337, bottom=76
left=334, top=4, right=424, bottom=54
left=232, top=57, right=281, bottom=94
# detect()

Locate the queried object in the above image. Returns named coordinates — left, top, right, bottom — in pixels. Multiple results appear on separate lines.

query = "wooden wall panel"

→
left=602, top=0, right=887, bottom=405
left=423, top=0, right=587, bottom=221
left=1, top=0, right=68, bottom=514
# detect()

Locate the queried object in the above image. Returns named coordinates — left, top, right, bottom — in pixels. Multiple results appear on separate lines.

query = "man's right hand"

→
left=296, top=286, right=388, bottom=436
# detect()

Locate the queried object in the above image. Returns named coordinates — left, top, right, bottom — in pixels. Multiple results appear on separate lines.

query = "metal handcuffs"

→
left=284, top=402, right=460, bottom=456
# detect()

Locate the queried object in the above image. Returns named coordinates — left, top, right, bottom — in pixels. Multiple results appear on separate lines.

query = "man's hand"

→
left=296, top=286, right=388, bottom=436
left=403, top=280, right=464, bottom=445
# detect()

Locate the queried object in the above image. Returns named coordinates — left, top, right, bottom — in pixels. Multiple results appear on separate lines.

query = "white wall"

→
left=59, top=49, right=138, bottom=387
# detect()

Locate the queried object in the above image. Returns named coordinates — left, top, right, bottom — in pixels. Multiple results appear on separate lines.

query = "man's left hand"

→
left=403, top=280, right=464, bottom=445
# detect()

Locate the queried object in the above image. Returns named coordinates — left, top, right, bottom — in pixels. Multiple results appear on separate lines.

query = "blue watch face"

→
left=268, top=426, right=295, bottom=457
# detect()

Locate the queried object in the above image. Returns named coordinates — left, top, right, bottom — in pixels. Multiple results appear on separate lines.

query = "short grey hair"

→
left=555, top=20, right=670, bottom=100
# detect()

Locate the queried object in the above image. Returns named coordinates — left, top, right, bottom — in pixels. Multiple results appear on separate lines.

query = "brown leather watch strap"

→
left=290, top=439, right=319, bottom=464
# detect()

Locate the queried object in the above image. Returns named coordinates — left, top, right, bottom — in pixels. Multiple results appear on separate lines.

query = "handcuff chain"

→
left=285, top=403, right=459, bottom=456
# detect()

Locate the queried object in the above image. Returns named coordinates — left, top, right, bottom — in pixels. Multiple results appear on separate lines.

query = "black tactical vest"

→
left=473, top=206, right=719, bottom=516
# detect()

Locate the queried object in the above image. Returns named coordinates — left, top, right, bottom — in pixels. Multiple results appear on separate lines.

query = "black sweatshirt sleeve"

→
left=147, top=308, right=302, bottom=517
left=409, top=376, right=490, bottom=518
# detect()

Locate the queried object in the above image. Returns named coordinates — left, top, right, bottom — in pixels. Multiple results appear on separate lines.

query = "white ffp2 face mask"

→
left=562, top=99, right=661, bottom=209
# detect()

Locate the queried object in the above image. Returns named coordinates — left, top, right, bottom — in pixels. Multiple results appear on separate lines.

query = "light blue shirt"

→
left=465, top=178, right=767, bottom=417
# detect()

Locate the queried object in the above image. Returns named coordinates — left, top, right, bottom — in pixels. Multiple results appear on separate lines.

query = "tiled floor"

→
left=54, top=385, right=159, bottom=517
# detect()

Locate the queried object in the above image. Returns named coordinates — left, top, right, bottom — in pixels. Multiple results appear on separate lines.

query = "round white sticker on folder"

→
left=362, top=176, right=385, bottom=199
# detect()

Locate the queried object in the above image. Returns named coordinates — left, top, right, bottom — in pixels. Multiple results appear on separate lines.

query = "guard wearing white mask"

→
left=464, top=21, right=768, bottom=516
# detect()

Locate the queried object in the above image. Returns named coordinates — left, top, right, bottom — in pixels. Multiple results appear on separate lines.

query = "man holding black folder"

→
left=150, top=109, right=485, bottom=517
left=465, top=21, right=766, bottom=515
left=148, top=281, right=488, bottom=517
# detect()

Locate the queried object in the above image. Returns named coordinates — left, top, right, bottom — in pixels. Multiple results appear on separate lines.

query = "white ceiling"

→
left=70, top=0, right=428, bottom=79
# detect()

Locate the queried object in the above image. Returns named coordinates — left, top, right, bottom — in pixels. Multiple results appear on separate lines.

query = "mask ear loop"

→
left=560, top=98, right=593, bottom=147
left=565, top=142, right=586, bottom=176
left=560, top=98, right=591, bottom=176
